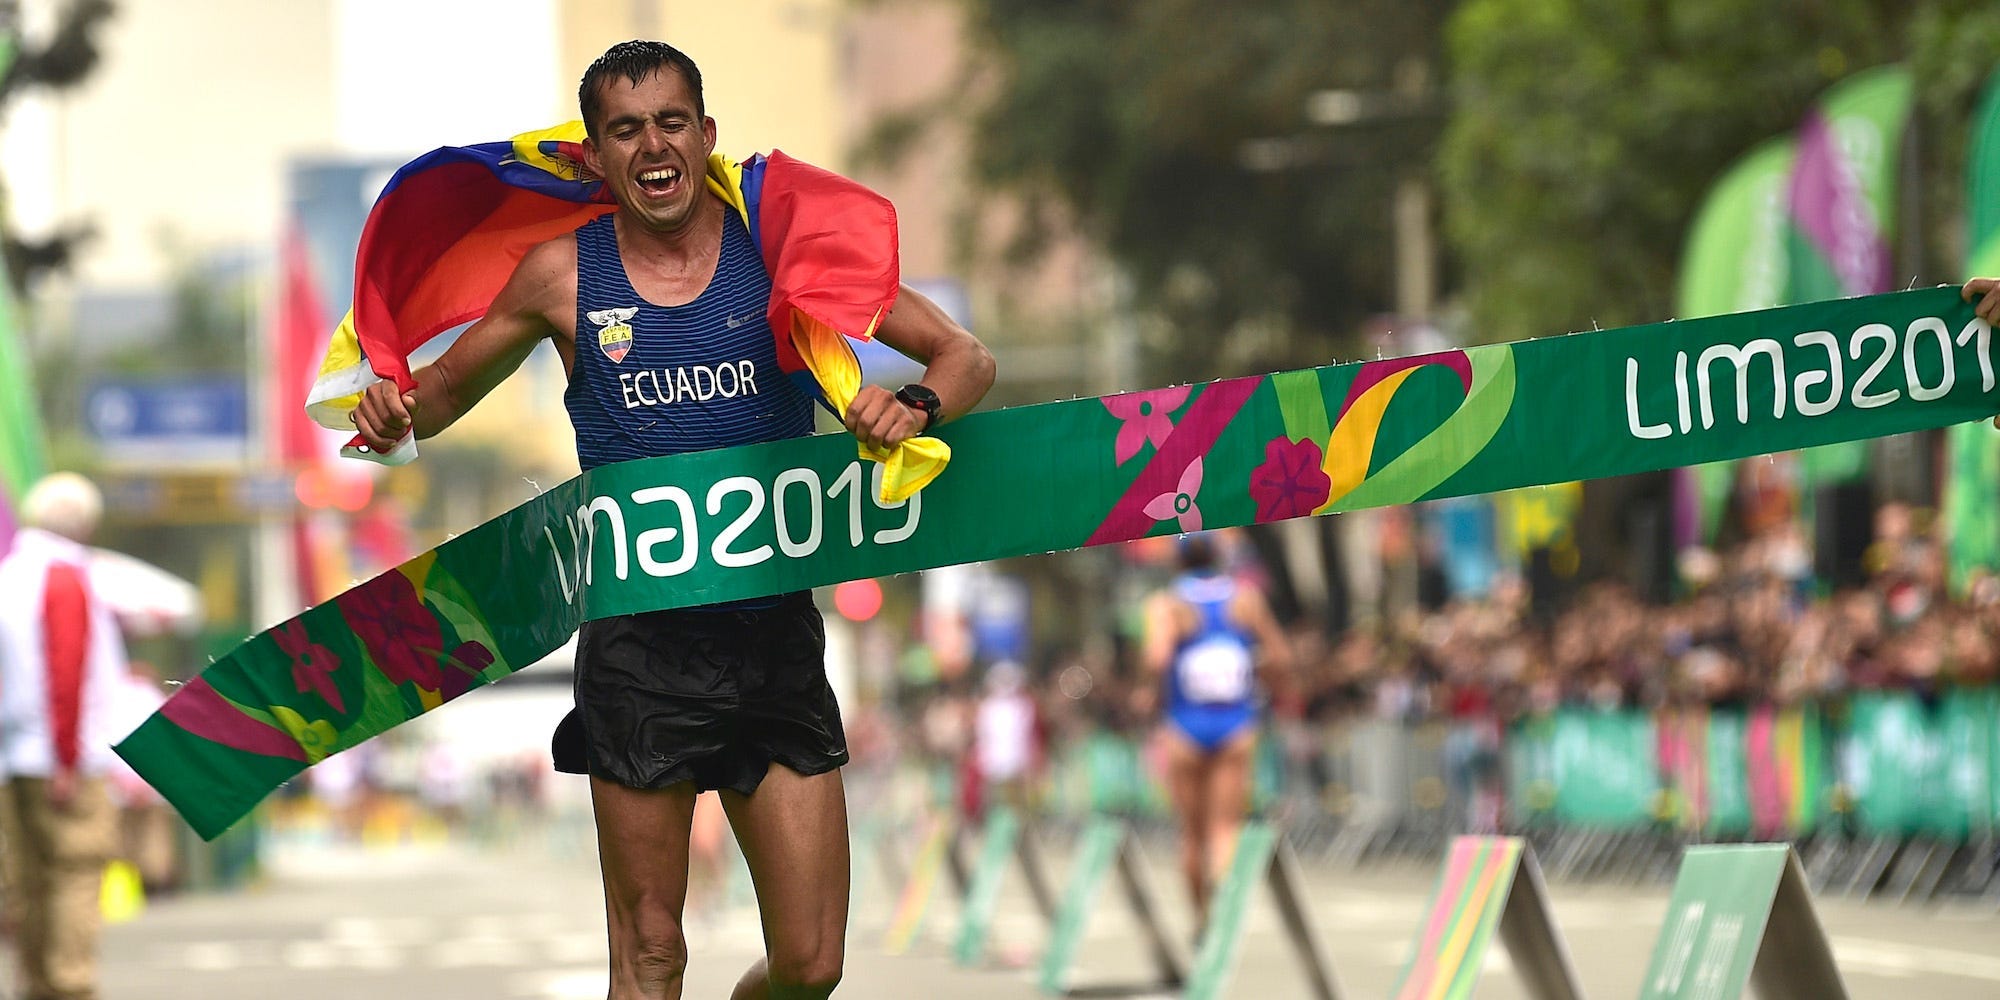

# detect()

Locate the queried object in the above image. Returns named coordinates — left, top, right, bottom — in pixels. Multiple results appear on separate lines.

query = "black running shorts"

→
left=551, top=592, right=849, bottom=794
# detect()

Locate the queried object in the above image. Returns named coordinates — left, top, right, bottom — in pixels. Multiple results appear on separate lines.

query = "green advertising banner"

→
left=1938, top=689, right=1999, bottom=837
left=1673, top=139, right=1797, bottom=543
left=1787, top=65, right=1912, bottom=305
left=0, top=278, right=48, bottom=535
left=1788, top=65, right=1915, bottom=484
left=1504, top=714, right=1559, bottom=825
left=1838, top=690, right=2000, bottom=837
left=1679, top=140, right=1798, bottom=320
left=121, top=287, right=2000, bottom=839
left=1944, top=420, right=2000, bottom=592
left=1704, top=710, right=1751, bottom=836
left=1390, top=837, right=1526, bottom=1000
left=1551, top=710, right=1659, bottom=827
left=1969, top=68, right=2000, bottom=277
left=883, top=817, right=955, bottom=955
left=1778, top=705, right=1828, bottom=835
left=1184, top=823, right=1278, bottom=1000
left=0, top=29, right=42, bottom=545
left=1946, top=69, right=2000, bottom=590
left=1640, top=845, right=1845, bottom=1000
left=951, top=806, right=1020, bottom=967
left=1036, top=817, right=1123, bottom=996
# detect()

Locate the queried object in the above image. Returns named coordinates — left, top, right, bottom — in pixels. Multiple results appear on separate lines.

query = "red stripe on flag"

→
left=351, top=162, right=612, bottom=389
left=754, top=150, right=900, bottom=374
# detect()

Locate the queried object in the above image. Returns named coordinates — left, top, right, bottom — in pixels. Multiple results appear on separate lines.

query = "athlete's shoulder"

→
left=517, top=232, right=580, bottom=295
left=519, top=230, right=579, bottom=280
left=498, top=233, right=580, bottom=332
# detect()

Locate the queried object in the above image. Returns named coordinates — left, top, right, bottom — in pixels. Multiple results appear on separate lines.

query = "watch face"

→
left=899, top=385, right=940, bottom=411
left=897, top=384, right=941, bottom=429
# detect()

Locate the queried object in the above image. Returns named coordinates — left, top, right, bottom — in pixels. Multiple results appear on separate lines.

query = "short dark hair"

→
left=579, top=40, right=705, bottom=138
left=1177, top=534, right=1220, bottom=573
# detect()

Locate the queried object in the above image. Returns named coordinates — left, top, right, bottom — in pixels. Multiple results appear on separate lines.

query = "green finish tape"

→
left=119, top=288, right=2000, bottom=838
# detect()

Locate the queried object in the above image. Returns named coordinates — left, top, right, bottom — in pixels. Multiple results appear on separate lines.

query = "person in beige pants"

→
left=0, top=474, right=128, bottom=1000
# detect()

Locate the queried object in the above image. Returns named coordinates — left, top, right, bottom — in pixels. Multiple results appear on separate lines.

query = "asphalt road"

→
left=67, top=823, right=2000, bottom=999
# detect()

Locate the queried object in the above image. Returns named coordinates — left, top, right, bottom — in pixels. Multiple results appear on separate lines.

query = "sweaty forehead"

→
left=595, top=69, right=698, bottom=119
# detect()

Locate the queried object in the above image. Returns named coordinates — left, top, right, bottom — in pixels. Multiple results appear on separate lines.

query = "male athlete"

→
left=353, top=41, right=995, bottom=1000
left=1138, top=533, right=1290, bottom=929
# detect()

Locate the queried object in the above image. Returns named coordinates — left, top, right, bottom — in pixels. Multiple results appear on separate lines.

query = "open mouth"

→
left=636, top=166, right=682, bottom=199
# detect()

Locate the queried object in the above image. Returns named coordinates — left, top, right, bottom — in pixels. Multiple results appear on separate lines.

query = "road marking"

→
left=326, top=915, right=434, bottom=944
left=140, top=910, right=621, bottom=975
left=433, top=934, right=534, bottom=969
left=178, top=942, right=253, bottom=972
left=512, top=967, right=608, bottom=999
left=545, top=932, right=605, bottom=964
left=1834, top=937, right=2000, bottom=982
left=281, top=941, right=345, bottom=969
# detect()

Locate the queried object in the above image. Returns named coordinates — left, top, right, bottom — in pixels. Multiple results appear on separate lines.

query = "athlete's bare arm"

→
left=1131, top=592, right=1188, bottom=718
left=1233, top=587, right=1295, bottom=693
left=844, top=282, right=997, bottom=450
left=352, top=236, right=577, bottom=453
left=1141, top=593, right=1187, bottom=678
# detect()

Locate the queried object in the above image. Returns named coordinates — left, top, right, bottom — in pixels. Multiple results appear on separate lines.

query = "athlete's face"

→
left=584, top=68, right=716, bottom=234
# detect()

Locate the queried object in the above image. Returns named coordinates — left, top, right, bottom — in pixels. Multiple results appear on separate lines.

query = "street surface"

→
left=71, top=823, right=2000, bottom=999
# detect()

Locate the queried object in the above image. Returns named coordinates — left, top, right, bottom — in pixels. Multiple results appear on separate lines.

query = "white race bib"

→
left=1177, top=637, right=1253, bottom=704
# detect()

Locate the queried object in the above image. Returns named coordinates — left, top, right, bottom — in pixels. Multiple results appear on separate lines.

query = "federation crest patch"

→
left=588, top=307, right=638, bottom=363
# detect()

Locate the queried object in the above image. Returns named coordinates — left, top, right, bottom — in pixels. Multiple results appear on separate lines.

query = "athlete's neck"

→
left=613, top=195, right=726, bottom=306
left=615, top=193, right=724, bottom=268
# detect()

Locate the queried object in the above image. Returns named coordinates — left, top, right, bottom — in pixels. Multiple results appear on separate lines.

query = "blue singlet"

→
left=1163, top=573, right=1259, bottom=752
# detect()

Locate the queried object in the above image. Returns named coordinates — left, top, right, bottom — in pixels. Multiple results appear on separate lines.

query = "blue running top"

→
left=565, top=211, right=816, bottom=471
left=1164, top=573, right=1259, bottom=751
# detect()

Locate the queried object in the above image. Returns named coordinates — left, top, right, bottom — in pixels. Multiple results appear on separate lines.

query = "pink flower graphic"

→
left=1248, top=437, right=1333, bottom=522
left=1103, top=386, right=1191, bottom=464
left=274, top=619, right=345, bottom=714
left=1141, top=457, right=1205, bottom=533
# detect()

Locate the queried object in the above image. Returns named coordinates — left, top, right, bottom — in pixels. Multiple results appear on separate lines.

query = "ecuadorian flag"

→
left=306, top=121, right=946, bottom=502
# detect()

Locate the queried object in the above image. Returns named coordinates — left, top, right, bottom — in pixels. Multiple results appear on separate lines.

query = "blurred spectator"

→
left=309, top=745, right=368, bottom=839
left=973, top=660, right=1042, bottom=816
left=107, top=660, right=176, bottom=893
left=0, top=473, right=126, bottom=1000
left=418, top=741, right=472, bottom=827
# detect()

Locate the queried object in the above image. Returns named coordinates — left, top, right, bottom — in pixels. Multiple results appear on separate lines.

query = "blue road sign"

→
left=85, top=377, right=249, bottom=463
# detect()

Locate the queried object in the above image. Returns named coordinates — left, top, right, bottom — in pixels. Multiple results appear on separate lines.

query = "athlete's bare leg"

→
left=1205, top=729, right=1258, bottom=887
left=687, top=792, right=729, bottom=912
left=721, top=764, right=849, bottom=1000
left=591, top=776, right=699, bottom=1000
left=1161, top=727, right=1215, bottom=921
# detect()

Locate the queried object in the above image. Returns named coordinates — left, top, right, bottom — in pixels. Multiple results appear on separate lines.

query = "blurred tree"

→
left=1440, top=0, right=2000, bottom=345
left=0, top=0, right=115, bottom=292
left=927, top=0, right=1456, bottom=385
left=158, top=255, right=252, bottom=375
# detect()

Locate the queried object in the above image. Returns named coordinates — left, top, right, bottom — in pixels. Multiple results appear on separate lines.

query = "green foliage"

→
left=949, top=0, right=2000, bottom=376
left=1441, top=0, right=2000, bottom=344
left=159, top=259, right=250, bottom=374
left=949, top=0, right=1452, bottom=383
left=1908, top=4, right=2000, bottom=272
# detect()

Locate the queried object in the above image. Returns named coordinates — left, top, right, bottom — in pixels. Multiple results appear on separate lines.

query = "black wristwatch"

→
left=895, top=383, right=943, bottom=432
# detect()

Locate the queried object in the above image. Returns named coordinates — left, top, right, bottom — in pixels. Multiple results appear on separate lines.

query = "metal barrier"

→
left=1038, top=684, right=2000, bottom=904
left=867, top=815, right=1856, bottom=999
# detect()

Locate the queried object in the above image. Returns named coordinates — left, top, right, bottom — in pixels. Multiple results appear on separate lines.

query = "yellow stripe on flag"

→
left=791, top=310, right=950, bottom=503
